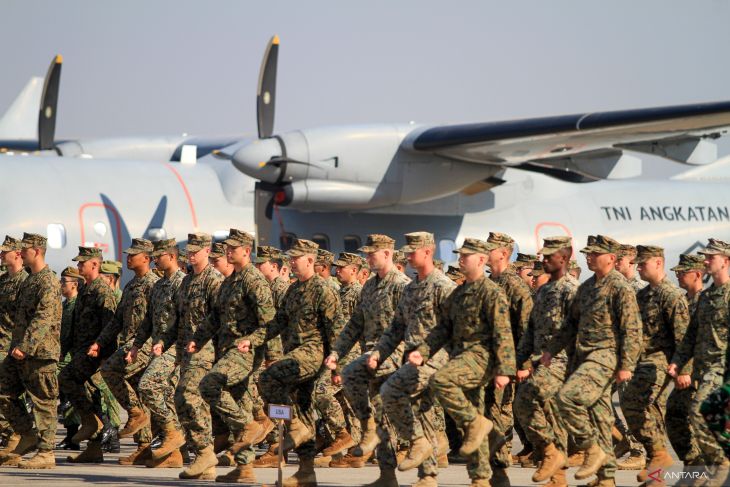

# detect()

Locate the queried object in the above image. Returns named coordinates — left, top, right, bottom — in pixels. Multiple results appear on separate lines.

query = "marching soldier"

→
left=57, top=266, right=83, bottom=451
left=530, top=262, right=550, bottom=292
left=210, top=242, right=234, bottom=277
left=316, top=249, right=341, bottom=291
left=100, top=260, right=123, bottom=303
left=513, top=253, right=539, bottom=288
left=394, top=250, right=408, bottom=274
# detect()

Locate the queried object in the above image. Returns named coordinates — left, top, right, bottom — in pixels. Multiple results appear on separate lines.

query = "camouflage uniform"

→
left=0, top=234, right=62, bottom=452
left=546, top=236, right=642, bottom=481
left=426, top=238, right=516, bottom=482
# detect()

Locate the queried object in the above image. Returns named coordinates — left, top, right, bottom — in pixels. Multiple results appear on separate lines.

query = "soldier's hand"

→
left=125, top=346, right=139, bottom=364
left=10, top=348, right=25, bottom=360
left=324, top=355, right=338, bottom=370
left=238, top=340, right=251, bottom=354
left=332, top=374, right=342, bottom=386
left=152, top=343, right=164, bottom=356
left=186, top=341, right=198, bottom=353
left=516, top=369, right=531, bottom=382
left=407, top=351, right=424, bottom=366
left=675, top=374, right=691, bottom=390
left=540, top=352, right=552, bottom=368
left=366, top=354, right=379, bottom=370
left=616, top=370, right=632, bottom=384
left=494, top=375, right=510, bottom=389
left=667, top=363, right=679, bottom=378
left=87, top=343, right=100, bottom=358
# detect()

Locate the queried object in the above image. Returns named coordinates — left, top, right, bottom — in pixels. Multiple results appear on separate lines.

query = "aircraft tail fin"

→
left=671, top=155, right=730, bottom=182
left=0, top=76, right=44, bottom=139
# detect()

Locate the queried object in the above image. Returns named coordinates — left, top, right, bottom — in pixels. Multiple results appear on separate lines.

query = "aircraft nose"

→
left=231, top=138, right=283, bottom=183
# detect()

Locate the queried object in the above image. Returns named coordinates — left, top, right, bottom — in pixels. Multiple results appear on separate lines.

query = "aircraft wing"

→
left=408, top=100, right=730, bottom=182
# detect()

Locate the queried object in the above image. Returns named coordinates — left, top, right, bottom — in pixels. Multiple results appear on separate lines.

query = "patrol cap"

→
left=72, top=246, right=103, bottom=262
left=579, top=236, right=597, bottom=254
left=21, top=232, right=47, bottom=250
left=453, top=238, right=491, bottom=255
left=334, top=252, right=362, bottom=267
left=580, top=235, right=621, bottom=255
left=222, top=228, right=254, bottom=248
left=359, top=256, right=369, bottom=270
left=671, top=254, right=706, bottom=272
left=286, top=239, right=319, bottom=257
left=445, top=265, right=465, bottom=282
left=124, top=238, right=154, bottom=255
left=358, top=234, right=395, bottom=253
left=400, top=232, right=435, bottom=253
left=61, top=266, right=83, bottom=282
left=530, top=261, right=545, bottom=277
left=699, top=238, right=730, bottom=257
left=152, top=238, right=178, bottom=257
left=569, top=260, right=581, bottom=272
left=393, top=250, right=408, bottom=265
left=178, top=247, right=188, bottom=264
left=100, top=260, right=122, bottom=276
left=616, top=244, right=638, bottom=259
left=538, top=236, right=573, bottom=256
left=0, top=235, right=22, bottom=252
left=513, top=253, right=539, bottom=268
left=255, top=245, right=282, bottom=264
left=316, top=249, right=335, bottom=266
left=210, top=242, right=226, bottom=259
left=635, top=245, right=664, bottom=263
left=486, top=232, right=515, bottom=250
left=186, top=232, right=212, bottom=253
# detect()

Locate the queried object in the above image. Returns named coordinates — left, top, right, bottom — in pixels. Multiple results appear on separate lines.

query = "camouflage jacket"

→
left=332, top=268, right=410, bottom=362
left=70, top=277, right=117, bottom=355
left=326, top=276, right=341, bottom=291
left=374, top=269, right=455, bottom=367
left=60, top=296, right=77, bottom=359
left=418, top=275, right=516, bottom=377
left=628, top=274, right=648, bottom=292
left=266, top=274, right=343, bottom=356
left=133, top=269, right=185, bottom=351
left=490, top=267, right=533, bottom=348
left=686, top=292, right=701, bottom=317
left=340, top=281, right=363, bottom=325
left=176, top=265, right=223, bottom=363
left=264, top=276, right=289, bottom=362
left=97, top=270, right=159, bottom=350
left=112, top=288, right=123, bottom=305
left=636, top=277, right=689, bottom=367
left=547, top=269, right=642, bottom=371
left=0, top=269, right=28, bottom=354
left=517, top=274, right=579, bottom=369
left=194, top=263, right=275, bottom=353
left=12, top=265, right=62, bottom=360
left=673, top=281, right=730, bottom=378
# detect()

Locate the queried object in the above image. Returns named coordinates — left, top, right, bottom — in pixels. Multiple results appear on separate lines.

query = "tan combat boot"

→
left=533, top=443, right=567, bottom=482
left=145, top=449, right=183, bottom=468
left=398, top=437, right=433, bottom=472
left=638, top=448, right=674, bottom=482
left=331, top=449, right=371, bottom=468
left=363, top=468, right=399, bottom=487
left=67, top=440, right=103, bottom=463
left=437, top=431, right=449, bottom=468
left=179, top=445, right=217, bottom=479
left=281, top=418, right=314, bottom=452
left=512, top=443, right=533, bottom=464
left=217, top=450, right=235, bottom=466
left=575, top=443, right=608, bottom=480
left=73, top=412, right=104, bottom=443
left=470, top=479, right=491, bottom=487
left=119, top=406, right=150, bottom=438
left=545, top=468, right=568, bottom=487
left=412, top=475, right=437, bottom=487
left=459, top=415, right=493, bottom=456
left=280, top=457, right=317, bottom=487
left=216, top=463, right=257, bottom=483
left=354, top=417, right=379, bottom=457
left=119, top=442, right=153, bottom=465
left=153, top=422, right=187, bottom=459
left=322, top=428, right=356, bottom=457
left=18, top=450, right=55, bottom=469
left=314, top=455, right=332, bottom=468
left=250, top=409, right=275, bottom=445
left=568, top=451, right=585, bottom=467
left=0, top=432, right=37, bottom=460
left=616, top=450, right=645, bottom=470
left=254, top=443, right=283, bottom=468
left=0, top=433, right=21, bottom=457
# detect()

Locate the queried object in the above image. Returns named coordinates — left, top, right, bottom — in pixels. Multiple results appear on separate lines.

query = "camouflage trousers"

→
left=259, top=344, right=324, bottom=460
left=0, top=351, right=11, bottom=438
left=485, top=379, right=515, bottom=467
left=139, top=347, right=180, bottom=429
left=101, top=344, right=152, bottom=444
left=381, top=351, right=449, bottom=479
left=556, top=357, right=616, bottom=479
left=513, top=361, right=568, bottom=453
left=667, top=384, right=702, bottom=463
left=58, top=351, right=103, bottom=415
left=93, top=371, right=121, bottom=428
left=614, top=382, right=644, bottom=455
left=200, top=348, right=255, bottom=466
left=0, top=356, right=58, bottom=451
left=430, top=348, right=493, bottom=481
left=700, top=379, right=730, bottom=459
left=243, top=364, right=279, bottom=445
left=689, top=369, right=726, bottom=465
left=621, top=354, right=672, bottom=456
left=175, top=356, right=213, bottom=452
left=314, top=370, right=348, bottom=437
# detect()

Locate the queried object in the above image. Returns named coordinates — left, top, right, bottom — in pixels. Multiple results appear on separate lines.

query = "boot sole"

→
left=18, top=463, right=55, bottom=469
left=151, top=437, right=187, bottom=460
left=575, top=450, right=608, bottom=480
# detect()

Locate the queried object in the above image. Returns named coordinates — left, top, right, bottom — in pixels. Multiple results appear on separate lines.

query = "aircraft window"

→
left=47, top=224, right=66, bottom=249
left=343, top=235, right=361, bottom=253
left=438, top=239, right=456, bottom=261
left=280, top=233, right=297, bottom=251
left=146, top=228, right=167, bottom=241
left=213, top=230, right=229, bottom=242
left=312, top=234, right=330, bottom=251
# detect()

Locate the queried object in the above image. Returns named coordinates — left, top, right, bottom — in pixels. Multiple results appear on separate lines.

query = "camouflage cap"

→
left=445, top=265, right=465, bottom=282
left=178, top=247, right=188, bottom=264
left=72, top=246, right=103, bottom=262
left=359, top=256, right=369, bottom=270
left=286, top=239, right=319, bottom=257
left=486, top=232, right=515, bottom=250
left=61, top=266, right=83, bottom=281
left=580, top=235, right=621, bottom=255
left=222, top=228, right=254, bottom=248
left=210, top=242, right=226, bottom=259
left=671, top=254, right=706, bottom=272
left=699, top=238, right=730, bottom=257
left=453, top=238, right=491, bottom=255
left=151, top=238, right=178, bottom=257
left=334, top=252, right=362, bottom=267
left=21, top=232, right=47, bottom=250
left=100, top=260, right=122, bottom=275
left=616, top=244, right=638, bottom=259
left=635, top=245, right=665, bottom=263
left=358, top=234, right=395, bottom=253
left=316, top=249, right=335, bottom=266
left=0, top=235, right=22, bottom=252
left=393, top=250, right=408, bottom=265
left=124, top=238, right=154, bottom=255
left=579, top=236, right=597, bottom=254
left=513, top=253, right=539, bottom=268
left=255, top=245, right=282, bottom=264
left=569, top=259, right=581, bottom=271
left=186, top=232, right=212, bottom=253
left=530, top=261, right=546, bottom=277
left=400, top=231, right=435, bottom=253
left=538, top=236, right=573, bottom=256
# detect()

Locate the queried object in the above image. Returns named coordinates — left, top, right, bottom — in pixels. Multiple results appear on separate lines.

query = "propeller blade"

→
left=257, top=35, right=279, bottom=139
left=38, top=55, right=62, bottom=151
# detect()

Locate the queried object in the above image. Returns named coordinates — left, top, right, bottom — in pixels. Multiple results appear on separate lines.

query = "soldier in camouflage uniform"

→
left=210, top=242, right=234, bottom=277
left=513, top=253, right=539, bottom=289
left=669, top=239, right=730, bottom=483
left=324, top=234, right=410, bottom=487
left=445, top=265, right=465, bottom=285
left=622, top=245, right=690, bottom=482
left=57, top=266, right=83, bottom=451
left=132, top=238, right=186, bottom=468
left=513, top=236, right=578, bottom=487
left=543, top=235, right=642, bottom=487
left=258, top=239, right=343, bottom=487
left=0, top=233, right=62, bottom=469
left=374, top=232, right=455, bottom=487
left=666, top=254, right=706, bottom=470
left=425, top=237, right=515, bottom=487
left=0, top=236, right=28, bottom=450
left=316, top=249, right=341, bottom=291
left=101, top=260, right=124, bottom=303
left=58, top=246, right=117, bottom=463
left=530, top=262, right=550, bottom=292
left=568, top=260, right=582, bottom=281
left=394, top=250, right=408, bottom=274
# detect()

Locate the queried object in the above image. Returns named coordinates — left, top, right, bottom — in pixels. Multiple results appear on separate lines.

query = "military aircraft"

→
left=1, top=36, right=729, bottom=278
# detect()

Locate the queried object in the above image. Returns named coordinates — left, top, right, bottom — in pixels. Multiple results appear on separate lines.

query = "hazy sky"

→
left=2, top=0, right=730, bottom=176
